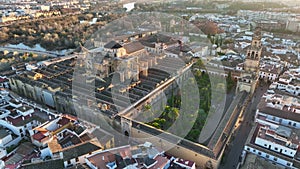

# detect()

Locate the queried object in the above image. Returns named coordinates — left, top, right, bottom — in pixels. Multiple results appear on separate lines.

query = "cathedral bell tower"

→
left=236, top=27, right=262, bottom=95
left=244, top=27, right=262, bottom=72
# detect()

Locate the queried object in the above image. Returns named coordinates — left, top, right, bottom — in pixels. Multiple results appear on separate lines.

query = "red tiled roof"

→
left=79, top=133, right=93, bottom=142
left=32, top=132, right=46, bottom=142
left=123, top=41, right=145, bottom=54
left=150, top=156, right=169, bottom=169
left=297, top=144, right=300, bottom=153
left=57, top=117, right=70, bottom=126
left=6, top=115, right=31, bottom=126
left=0, top=78, right=7, bottom=83
left=175, top=158, right=195, bottom=167
left=88, top=145, right=131, bottom=168
left=64, top=114, right=78, bottom=121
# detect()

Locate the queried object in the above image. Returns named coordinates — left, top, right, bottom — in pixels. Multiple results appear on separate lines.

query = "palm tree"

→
left=165, top=105, right=171, bottom=113
left=144, top=104, right=151, bottom=111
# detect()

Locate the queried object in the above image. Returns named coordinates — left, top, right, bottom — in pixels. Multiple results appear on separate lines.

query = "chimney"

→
left=22, top=116, right=25, bottom=121
left=179, top=52, right=183, bottom=57
left=149, top=60, right=153, bottom=67
left=178, top=40, right=182, bottom=51
left=120, top=72, right=125, bottom=82
left=142, top=69, right=148, bottom=77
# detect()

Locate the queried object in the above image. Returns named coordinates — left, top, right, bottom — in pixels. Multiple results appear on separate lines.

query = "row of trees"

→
left=0, top=52, right=49, bottom=71
left=134, top=1, right=219, bottom=14
left=227, top=2, right=286, bottom=11
left=184, top=69, right=212, bottom=142
left=145, top=58, right=237, bottom=143
left=0, top=13, right=119, bottom=51
left=146, top=95, right=181, bottom=130
left=146, top=60, right=213, bottom=142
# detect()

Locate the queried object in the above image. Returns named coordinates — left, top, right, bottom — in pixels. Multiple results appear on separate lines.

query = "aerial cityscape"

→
left=0, top=0, right=300, bottom=169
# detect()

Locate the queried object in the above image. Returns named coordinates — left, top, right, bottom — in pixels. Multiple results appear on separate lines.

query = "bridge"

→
left=0, top=46, right=70, bottom=57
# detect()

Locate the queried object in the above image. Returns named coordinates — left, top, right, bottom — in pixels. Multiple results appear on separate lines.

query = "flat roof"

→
left=0, top=128, right=9, bottom=139
left=16, top=105, right=33, bottom=113
left=241, top=153, right=284, bottom=169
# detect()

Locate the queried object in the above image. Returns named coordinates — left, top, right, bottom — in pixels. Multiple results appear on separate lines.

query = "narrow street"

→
left=219, top=81, right=269, bottom=169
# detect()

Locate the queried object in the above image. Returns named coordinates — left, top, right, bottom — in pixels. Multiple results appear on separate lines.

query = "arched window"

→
left=251, top=51, right=255, bottom=58
left=124, top=131, right=129, bottom=136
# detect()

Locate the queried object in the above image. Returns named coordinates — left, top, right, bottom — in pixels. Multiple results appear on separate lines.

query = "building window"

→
left=247, top=148, right=250, bottom=151
left=264, top=144, right=267, bottom=147
left=258, top=152, right=261, bottom=155
left=289, top=122, right=292, bottom=125
left=293, top=123, right=296, bottom=127
left=274, top=157, right=277, bottom=161
left=67, top=160, right=71, bottom=164
left=75, top=158, right=79, bottom=162
left=253, top=149, right=256, bottom=153
left=287, top=163, right=291, bottom=166
left=266, top=154, right=269, bottom=158
left=275, top=147, right=278, bottom=150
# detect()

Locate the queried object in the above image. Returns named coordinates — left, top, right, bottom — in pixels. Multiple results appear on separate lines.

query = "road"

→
left=219, top=81, right=269, bottom=169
